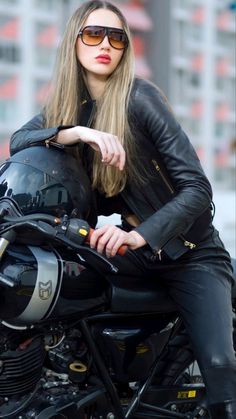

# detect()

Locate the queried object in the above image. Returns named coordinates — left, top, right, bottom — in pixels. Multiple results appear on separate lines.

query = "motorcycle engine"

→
left=0, top=327, right=45, bottom=397
left=0, top=324, right=89, bottom=418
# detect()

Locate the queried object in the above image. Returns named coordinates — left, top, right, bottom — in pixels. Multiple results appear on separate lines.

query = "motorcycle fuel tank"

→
left=0, top=244, right=107, bottom=328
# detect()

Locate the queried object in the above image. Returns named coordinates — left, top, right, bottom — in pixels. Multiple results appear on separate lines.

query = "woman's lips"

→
left=95, top=55, right=111, bottom=63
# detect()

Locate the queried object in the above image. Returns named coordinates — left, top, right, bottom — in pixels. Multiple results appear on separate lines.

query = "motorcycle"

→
left=0, top=196, right=235, bottom=419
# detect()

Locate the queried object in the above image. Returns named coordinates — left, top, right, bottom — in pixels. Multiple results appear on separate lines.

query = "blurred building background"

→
left=0, top=0, right=235, bottom=255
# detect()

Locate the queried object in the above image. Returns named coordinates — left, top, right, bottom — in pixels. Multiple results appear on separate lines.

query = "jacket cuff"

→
left=134, top=223, right=162, bottom=253
left=44, top=125, right=74, bottom=148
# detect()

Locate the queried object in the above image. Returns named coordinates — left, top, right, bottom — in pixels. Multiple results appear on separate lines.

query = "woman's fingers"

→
left=90, top=225, right=119, bottom=256
left=89, top=225, right=144, bottom=258
left=78, top=127, right=126, bottom=170
left=106, top=135, right=126, bottom=171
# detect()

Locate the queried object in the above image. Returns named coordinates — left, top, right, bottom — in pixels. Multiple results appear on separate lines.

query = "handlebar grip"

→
left=86, top=228, right=128, bottom=256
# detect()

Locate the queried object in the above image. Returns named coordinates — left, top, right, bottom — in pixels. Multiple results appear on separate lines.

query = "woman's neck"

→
left=85, top=73, right=107, bottom=100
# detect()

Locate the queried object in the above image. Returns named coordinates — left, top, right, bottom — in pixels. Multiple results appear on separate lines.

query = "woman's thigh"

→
left=164, top=267, right=235, bottom=368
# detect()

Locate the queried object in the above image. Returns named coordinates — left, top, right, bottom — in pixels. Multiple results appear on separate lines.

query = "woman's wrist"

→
left=129, top=230, right=146, bottom=249
left=56, top=126, right=80, bottom=145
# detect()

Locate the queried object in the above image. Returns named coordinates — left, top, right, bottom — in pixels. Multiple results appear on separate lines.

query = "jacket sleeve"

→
left=132, top=79, right=213, bottom=252
left=10, top=113, right=73, bottom=156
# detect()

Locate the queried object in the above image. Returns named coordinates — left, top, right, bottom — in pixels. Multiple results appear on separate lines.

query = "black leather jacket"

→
left=10, top=78, right=213, bottom=260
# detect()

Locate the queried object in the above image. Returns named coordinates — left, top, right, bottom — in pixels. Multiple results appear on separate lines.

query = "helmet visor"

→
left=0, top=162, right=73, bottom=217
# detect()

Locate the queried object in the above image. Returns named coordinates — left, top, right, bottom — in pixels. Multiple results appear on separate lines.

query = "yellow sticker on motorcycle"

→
left=177, top=390, right=196, bottom=399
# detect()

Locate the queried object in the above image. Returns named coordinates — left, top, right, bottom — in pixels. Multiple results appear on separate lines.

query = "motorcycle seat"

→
left=109, top=276, right=177, bottom=313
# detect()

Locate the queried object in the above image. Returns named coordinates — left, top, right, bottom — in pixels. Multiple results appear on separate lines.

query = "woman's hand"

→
left=89, top=225, right=146, bottom=258
left=57, top=126, right=125, bottom=171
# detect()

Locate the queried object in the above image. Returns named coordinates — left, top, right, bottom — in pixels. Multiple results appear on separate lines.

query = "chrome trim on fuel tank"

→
left=17, top=246, right=59, bottom=323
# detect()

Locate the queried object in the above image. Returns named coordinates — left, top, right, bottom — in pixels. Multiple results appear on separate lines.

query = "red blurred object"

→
left=216, top=58, right=230, bottom=76
left=191, top=54, right=204, bottom=72
left=190, top=101, right=203, bottom=118
left=216, top=12, right=231, bottom=30
left=0, top=18, right=19, bottom=40
left=196, top=146, right=204, bottom=162
left=132, top=35, right=152, bottom=78
left=36, top=82, right=52, bottom=104
left=0, top=77, right=18, bottom=99
left=116, top=1, right=152, bottom=31
left=191, top=6, right=205, bottom=24
left=133, top=36, right=145, bottom=56
left=0, top=141, right=10, bottom=161
left=36, top=25, right=58, bottom=47
left=215, top=103, right=230, bottom=121
left=215, top=149, right=229, bottom=167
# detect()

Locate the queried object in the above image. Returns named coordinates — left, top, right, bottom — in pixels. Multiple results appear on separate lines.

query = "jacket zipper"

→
left=179, top=234, right=196, bottom=250
left=152, top=160, right=196, bottom=253
left=152, top=159, right=175, bottom=194
left=155, top=235, right=196, bottom=261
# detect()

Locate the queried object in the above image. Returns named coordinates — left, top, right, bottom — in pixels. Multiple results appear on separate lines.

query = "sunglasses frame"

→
left=78, top=25, right=128, bottom=50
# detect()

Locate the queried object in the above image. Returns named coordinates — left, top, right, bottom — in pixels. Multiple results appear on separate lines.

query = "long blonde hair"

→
left=44, top=0, right=137, bottom=197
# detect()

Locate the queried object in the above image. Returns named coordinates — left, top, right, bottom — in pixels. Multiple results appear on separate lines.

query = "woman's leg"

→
left=108, top=230, right=236, bottom=417
left=165, top=267, right=236, bottom=417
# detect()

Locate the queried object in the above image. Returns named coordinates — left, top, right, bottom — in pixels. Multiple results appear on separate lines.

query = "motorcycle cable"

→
left=0, top=220, right=119, bottom=274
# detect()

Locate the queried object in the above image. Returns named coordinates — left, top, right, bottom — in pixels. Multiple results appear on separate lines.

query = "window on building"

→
left=0, top=99, right=18, bottom=123
left=175, top=0, right=191, bottom=9
left=34, top=79, right=51, bottom=113
left=0, top=42, right=20, bottom=63
left=215, top=122, right=225, bottom=138
left=189, top=117, right=201, bottom=136
left=0, top=75, right=18, bottom=123
left=0, top=0, right=18, bottom=6
left=175, top=68, right=185, bottom=98
left=35, top=47, right=55, bottom=67
left=34, top=0, right=58, bottom=11
left=34, top=22, right=58, bottom=67
left=189, top=73, right=201, bottom=87
left=188, top=23, right=203, bottom=41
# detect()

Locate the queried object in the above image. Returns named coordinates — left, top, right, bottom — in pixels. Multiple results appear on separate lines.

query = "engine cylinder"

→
left=0, top=333, right=44, bottom=396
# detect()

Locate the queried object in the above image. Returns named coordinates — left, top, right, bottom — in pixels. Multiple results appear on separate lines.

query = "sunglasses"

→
left=78, top=25, right=128, bottom=50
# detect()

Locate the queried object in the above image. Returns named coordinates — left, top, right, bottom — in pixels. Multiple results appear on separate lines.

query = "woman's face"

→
left=76, top=9, right=125, bottom=83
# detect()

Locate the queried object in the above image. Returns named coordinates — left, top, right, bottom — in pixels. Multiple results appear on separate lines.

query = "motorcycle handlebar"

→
left=2, top=213, right=61, bottom=226
left=0, top=213, right=128, bottom=256
left=64, top=218, right=128, bottom=256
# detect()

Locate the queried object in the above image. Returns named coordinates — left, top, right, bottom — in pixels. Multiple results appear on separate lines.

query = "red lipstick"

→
left=95, top=54, right=111, bottom=63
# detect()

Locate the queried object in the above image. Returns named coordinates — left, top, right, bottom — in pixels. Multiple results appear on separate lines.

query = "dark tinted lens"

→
left=82, top=26, right=106, bottom=45
left=108, top=29, right=127, bottom=49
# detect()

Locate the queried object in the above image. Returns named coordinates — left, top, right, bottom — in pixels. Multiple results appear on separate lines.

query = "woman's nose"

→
left=100, top=35, right=110, bottom=49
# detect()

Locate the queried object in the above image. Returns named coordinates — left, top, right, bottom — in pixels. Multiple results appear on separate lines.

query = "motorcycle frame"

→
left=80, top=311, right=197, bottom=419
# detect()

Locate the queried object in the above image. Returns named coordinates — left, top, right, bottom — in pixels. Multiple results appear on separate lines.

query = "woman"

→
left=10, top=1, right=236, bottom=417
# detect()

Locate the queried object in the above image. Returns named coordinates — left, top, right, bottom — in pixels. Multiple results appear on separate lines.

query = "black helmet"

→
left=0, top=146, right=96, bottom=225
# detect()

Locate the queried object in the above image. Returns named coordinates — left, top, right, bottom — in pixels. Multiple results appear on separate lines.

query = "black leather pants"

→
left=109, top=226, right=236, bottom=412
